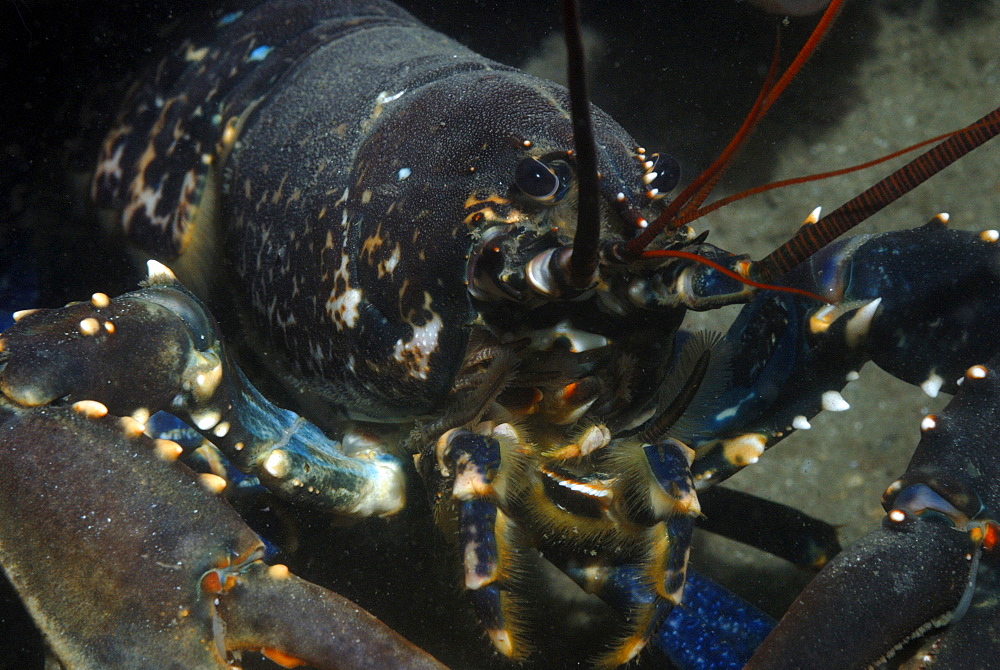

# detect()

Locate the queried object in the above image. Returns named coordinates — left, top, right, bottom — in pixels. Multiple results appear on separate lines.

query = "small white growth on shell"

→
left=821, top=390, right=850, bottom=412
left=146, top=259, right=177, bottom=281
left=792, top=415, right=811, bottom=430
left=920, top=415, right=938, bottom=432
left=846, top=370, right=860, bottom=382
left=212, top=421, right=230, bottom=438
left=264, top=450, right=290, bottom=478
left=12, top=309, right=39, bottom=322
left=980, top=229, right=999, bottom=243
left=91, top=293, right=110, bottom=309
left=920, top=372, right=944, bottom=398
left=888, top=509, right=907, bottom=523
left=397, top=167, right=411, bottom=180
left=637, top=218, right=648, bottom=229
left=193, top=410, right=221, bottom=431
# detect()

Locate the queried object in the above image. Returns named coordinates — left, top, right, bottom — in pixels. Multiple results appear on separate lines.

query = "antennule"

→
left=561, top=0, right=600, bottom=289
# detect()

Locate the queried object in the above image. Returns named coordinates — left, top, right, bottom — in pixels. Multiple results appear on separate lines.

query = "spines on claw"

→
left=0, top=275, right=405, bottom=519
left=0, top=399, right=445, bottom=669
left=748, top=359, right=1000, bottom=669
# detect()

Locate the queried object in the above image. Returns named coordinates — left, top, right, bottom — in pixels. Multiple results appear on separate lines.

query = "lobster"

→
left=2, top=0, right=999, bottom=668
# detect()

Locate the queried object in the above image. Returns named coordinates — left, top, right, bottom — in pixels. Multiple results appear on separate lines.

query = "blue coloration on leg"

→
left=654, top=569, right=775, bottom=670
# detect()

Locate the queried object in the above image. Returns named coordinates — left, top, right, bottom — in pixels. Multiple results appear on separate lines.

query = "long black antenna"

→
left=561, top=0, right=601, bottom=288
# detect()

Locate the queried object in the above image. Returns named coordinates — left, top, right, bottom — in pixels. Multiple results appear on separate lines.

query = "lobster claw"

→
left=0, top=402, right=445, bottom=669
left=745, top=518, right=977, bottom=669
left=748, top=357, right=1000, bottom=669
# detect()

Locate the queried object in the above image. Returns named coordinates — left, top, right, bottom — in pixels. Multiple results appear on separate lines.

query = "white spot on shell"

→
left=920, top=415, right=937, bottom=432
left=264, top=450, right=290, bottom=478
left=376, top=89, right=406, bottom=104
left=328, top=287, right=362, bottom=329
left=792, top=415, right=811, bottom=430
left=193, top=410, right=221, bottom=431
left=397, top=167, right=411, bottom=180
left=393, top=293, right=443, bottom=380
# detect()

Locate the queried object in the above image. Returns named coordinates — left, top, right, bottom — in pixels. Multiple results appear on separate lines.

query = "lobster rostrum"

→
left=2, top=0, right=1000, bottom=667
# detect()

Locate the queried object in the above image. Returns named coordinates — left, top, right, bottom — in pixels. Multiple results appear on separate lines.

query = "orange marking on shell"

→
left=985, top=522, right=999, bottom=551
left=261, top=648, right=308, bottom=668
left=200, top=570, right=223, bottom=595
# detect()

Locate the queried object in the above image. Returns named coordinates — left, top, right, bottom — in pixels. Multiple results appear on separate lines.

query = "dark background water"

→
left=1, top=1, right=998, bottom=667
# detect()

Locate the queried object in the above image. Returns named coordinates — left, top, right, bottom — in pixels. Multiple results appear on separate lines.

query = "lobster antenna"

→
left=561, top=0, right=601, bottom=288
left=624, top=0, right=845, bottom=256
left=753, top=105, right=1000, bottom=282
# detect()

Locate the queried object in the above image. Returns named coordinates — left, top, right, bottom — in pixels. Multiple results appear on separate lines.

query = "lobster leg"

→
left=747, top=357, right=1000, bottom=669
left=0, top=401, right=445, bottom=669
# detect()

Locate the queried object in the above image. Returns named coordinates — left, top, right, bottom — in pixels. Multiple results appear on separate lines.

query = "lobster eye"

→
left=515, top=155, right=572, bottom=203
left=645, top=153, right=681, bottom=194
